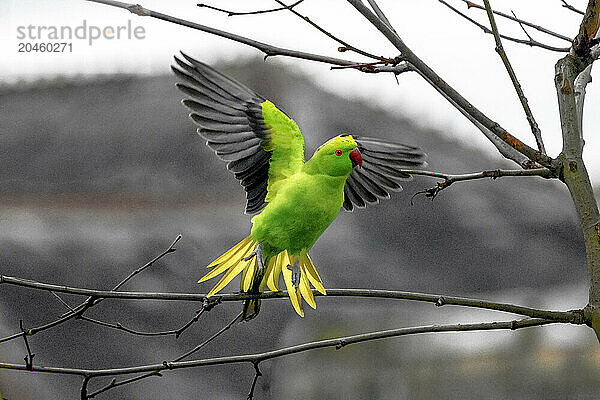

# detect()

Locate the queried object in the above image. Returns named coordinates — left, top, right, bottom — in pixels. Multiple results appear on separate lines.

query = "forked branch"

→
left=462, top=0, right=573, bottom=42
left=439, top=0, right=570, bottom=52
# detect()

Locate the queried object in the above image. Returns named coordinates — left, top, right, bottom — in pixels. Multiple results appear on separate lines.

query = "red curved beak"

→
left=349, top=148, right=362, bottom=168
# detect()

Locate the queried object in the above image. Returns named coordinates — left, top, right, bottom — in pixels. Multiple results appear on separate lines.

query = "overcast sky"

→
left=3, top=0, right=599, bottom=180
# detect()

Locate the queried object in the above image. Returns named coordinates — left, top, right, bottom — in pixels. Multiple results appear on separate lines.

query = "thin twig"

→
left=51, top=280, right=213, bottom=339
left=483, top=0, right=546, bottom=154
left=112, top=235, right=181, bottom=292
left=511, top=9, right=535, bottom=42
left=273, top=0, right=391, bottom=62
left=409, top=167, right=553, bottom=199
left=174, top=311, right=241, bottom=362
left=0, top=318, right=564, bottom=380
left=247, top=362, right=262, bottom=400
left=86, top=311, right=242, bottom=398
left=438, top=0, right=570, bottom=52
left=462, top=0, right=573, bottom=42
left=197, top=0, right=304, bottom=16
left=61, top=234, right=182, bottom=318
left=81, top=376, right=92, bottom=400
left=0, top=236, right=181, bottom=345
left=86, top=371, right=162, bottom=399
left=562, top=0, right=585, bottom=15
left=0, top=275, right=583, bottom=323
left=19, top=320, right=34, bottom=371
left=365, top=0, right=398, bottom=34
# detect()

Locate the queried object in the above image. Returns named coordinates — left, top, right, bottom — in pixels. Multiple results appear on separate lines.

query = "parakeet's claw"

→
left=286, top=263, right=301, bottom=288
left=244, top=243, right=265, bottom=274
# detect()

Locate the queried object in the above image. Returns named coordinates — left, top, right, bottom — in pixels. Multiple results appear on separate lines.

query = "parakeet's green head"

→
left=304, top=134, right=362, bottom=176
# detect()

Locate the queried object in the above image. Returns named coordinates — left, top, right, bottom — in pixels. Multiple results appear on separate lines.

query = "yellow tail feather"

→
left=264, top=257, right=279, bottom=292
left=207, top=257, right=251, bottom=297
left=206, top=237, right=252, bottom=269
left=199, top=237, right=257, bottom=293
left=298, top=264, right=316, bottom=309
left=280, top=251, right=304, bottom=317
left=241, top=257, right=257, bottom=293
left=300, top=253, right=326, bottom=295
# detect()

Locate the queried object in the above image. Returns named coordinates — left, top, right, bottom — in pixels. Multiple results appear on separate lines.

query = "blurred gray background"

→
left=1, top=60, right=598, bottom=399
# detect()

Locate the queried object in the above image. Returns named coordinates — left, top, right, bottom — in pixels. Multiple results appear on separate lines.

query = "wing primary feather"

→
left=182, top=100, right=247, bottom=123
left=176, top=84, right=243, bottom=115
left=343, top=188, right=354, bottom=212
left=227, top=150, right=271, bottom=175
left=172, top=65, right=245, bottom=110
left=214, top=143, right=263, bottom=162
left=362, top=157, right=414, bottom=179
left=362, top=151, right=425, bottom=167
left=174, top=56, right=252, bottom=104
left=344, top=180, right=366, bottom=208
left=356, top=136, right=423, bottom=152
left=347, top=174, right=378, bottom=204
left=353, top=170, right=390, bottom=199
left=361, top=166, right=403, bottom=191
left=189, top=114, right=251, bottom=133
left=180, top=52, right=264, bottom=103
left=207, top=138, right=262, bottom=154
left=198, top=129, right=256, bottom=144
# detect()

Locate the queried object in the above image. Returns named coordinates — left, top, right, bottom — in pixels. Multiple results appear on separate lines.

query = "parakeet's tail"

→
left=199, top=239, right=329, bottom=320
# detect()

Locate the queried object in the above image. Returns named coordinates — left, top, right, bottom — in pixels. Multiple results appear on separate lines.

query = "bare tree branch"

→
left=0, top=318, right=564, bottom=381
left=85, top=0, right=406, bottom=74
left=347, top=0, right=556, bottom=170
left=439, top=0, right=571, bottom=52
left=482, top=0, right=546, bottom=153
left=0, top=275, right=584, bottom=323
left=462, top=0, right=573, bottom=42
left=409, top=167, right=553, bottom=199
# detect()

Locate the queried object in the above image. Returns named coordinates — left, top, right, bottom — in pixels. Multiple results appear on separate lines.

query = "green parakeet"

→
left=172, top=53, right=425, bottom=320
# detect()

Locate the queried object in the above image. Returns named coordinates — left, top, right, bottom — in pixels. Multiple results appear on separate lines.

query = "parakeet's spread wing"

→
left=172, top=53, right=305, bottom=214
left=343, top=136, right=426, bottom=211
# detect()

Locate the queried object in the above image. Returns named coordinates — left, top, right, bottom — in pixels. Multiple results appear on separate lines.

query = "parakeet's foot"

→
left=286, top=262, right=301, bottom=288
left=244, top=243, right=265, bottom=274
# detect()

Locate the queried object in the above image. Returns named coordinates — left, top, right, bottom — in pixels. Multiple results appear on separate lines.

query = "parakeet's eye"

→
left=335, top=150, right=342, bottom=156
